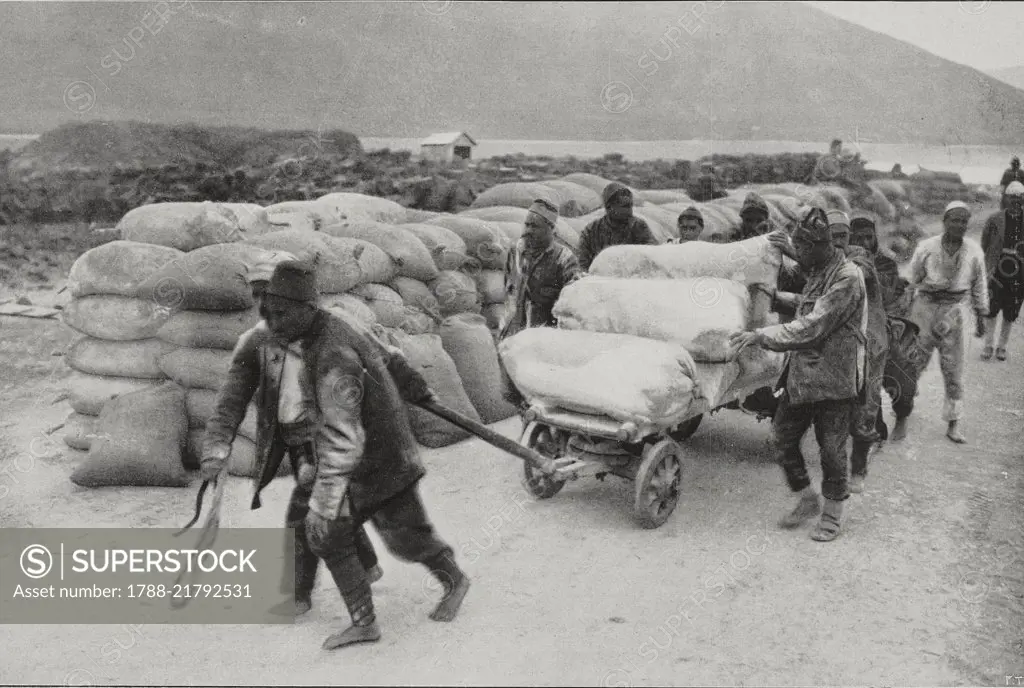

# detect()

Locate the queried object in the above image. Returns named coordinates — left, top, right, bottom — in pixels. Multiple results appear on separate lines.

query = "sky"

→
left=808, top=1, right=1024, bottom=72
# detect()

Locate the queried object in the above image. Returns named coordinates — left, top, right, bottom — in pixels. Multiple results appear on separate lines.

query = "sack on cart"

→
left=552, top=276, right=750, bottom=363
left=587, top=234, right=782, bottom=287
left=498, top=328, right=699, bottom=426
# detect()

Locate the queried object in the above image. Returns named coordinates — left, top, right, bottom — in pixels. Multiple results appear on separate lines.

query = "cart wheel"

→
left=521, top=423, right=566, bottom=499
left=633, top=438, right=683, bottom=529
left=669, top=414, right=703, bottom=441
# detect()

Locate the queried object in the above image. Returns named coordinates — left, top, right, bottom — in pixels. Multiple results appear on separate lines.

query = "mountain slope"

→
left=988, top=65, right=1024, bottom=91
left=1, top=1, right=1023, bottom=143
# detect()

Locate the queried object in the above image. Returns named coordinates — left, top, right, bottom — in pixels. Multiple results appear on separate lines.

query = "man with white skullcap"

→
left=981, top=180, right=1024, bottom=361
left=499, top=198, right=580, bottom=341
left=906, top=201, right=989, bottom=444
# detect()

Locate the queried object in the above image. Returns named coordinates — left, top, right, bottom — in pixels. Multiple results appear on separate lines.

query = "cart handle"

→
left=416, top=398, right=557, bottom=475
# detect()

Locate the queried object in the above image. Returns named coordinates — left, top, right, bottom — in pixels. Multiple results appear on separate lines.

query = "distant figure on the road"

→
left=980, top=181, right=1024, bottom=362
left=906, top=201, right=989, bottom=444
left=576, top=182, right=658, bottom=272
left=674, top=206, right=704, bottom=243
left=890, top=163, right=908, bottom=180
left=1000, top=156, right=1024, bottom=210
left=728, top=207, right=867, bottom=542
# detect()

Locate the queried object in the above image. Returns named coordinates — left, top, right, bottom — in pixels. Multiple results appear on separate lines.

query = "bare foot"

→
left=269, top=597, right=311, bottom=617
left=322, top=622, right=381, bottom=650
left=430, top=574, right=471, bottom=622
left=367, top=565, right=384, bottom=584
left=946, top=423, right=967, bottom=444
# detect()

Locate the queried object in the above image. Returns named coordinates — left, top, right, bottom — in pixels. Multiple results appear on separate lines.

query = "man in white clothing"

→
left=906, top=201, right=989, bottom=444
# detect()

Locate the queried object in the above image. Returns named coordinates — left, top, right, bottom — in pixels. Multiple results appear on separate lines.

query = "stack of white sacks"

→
left=59, top=195, right=531, bottom=489
left=499, top=236, right=787, bottom=428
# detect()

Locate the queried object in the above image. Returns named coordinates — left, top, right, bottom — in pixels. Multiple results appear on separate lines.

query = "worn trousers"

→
left=910, top=298, right=965, bottom=422
left=282, top=483, right=378, bottom=600
left=773, top=394, right=856, bottom=502
left=882, top=344, right=919, bottom=421
left=851, top=344, right=888, bottom=447
left=283, top=481, right=454, bottom=605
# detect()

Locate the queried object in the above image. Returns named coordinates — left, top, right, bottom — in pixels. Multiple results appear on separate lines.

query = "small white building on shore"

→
left=420, top=132, right=477, bottom=164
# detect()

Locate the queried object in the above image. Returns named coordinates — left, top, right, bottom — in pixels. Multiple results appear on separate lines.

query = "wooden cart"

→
left=517, top=363, right=782, bottom=529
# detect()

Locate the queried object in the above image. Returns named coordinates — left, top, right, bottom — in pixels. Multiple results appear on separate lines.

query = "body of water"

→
left=364, top=137, right=1018, bottom=186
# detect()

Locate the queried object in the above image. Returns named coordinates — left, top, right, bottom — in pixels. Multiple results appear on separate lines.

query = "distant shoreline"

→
left=4, top=133, right=1011, bottom=185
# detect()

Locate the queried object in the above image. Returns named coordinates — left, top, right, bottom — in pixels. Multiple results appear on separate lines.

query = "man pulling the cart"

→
left=201, top=260, right=471, bottom=650
left=729, top=207, right=867, bottom=542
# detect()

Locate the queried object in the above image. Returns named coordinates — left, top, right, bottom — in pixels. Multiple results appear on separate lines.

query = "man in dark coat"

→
left=981, top=181, right=1024, bottom=361
left=1000, top=156, right=1024, bottom=209
left=848, top=212, right=920, bottom=444
left=499, top=198, right=581, bottom=341
left=730, top=207, right=867, bottom=542
left=201, top=261, right=470, bottom=650
left=828, top=211, right=888, bottom=493
left=576, top=182, right=658, bottom=271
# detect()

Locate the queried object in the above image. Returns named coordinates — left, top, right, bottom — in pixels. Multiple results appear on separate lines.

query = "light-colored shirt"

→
left=270, top=340, right=313, bottom=425
left=909, top=235, right=989, bottom=314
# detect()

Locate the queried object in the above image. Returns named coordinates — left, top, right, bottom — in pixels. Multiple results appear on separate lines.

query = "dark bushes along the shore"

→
left=0, top=145, right=972, bottom=229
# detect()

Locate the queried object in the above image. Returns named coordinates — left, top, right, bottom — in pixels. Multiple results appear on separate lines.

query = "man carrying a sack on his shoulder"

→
left=201, top=260, right=471, bottom=651
left=729, top=207, right=867, bottom=542
left=576, top=182, right=658, bottom=272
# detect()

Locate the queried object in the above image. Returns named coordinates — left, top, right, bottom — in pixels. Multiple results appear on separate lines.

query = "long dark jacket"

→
left=499, top=239, right=580, bottom=341
left=577, top=182, right=658, bottom=271
left=761, top=249, right=867, bottom=405
left=202, top=310, right=426, bottom=518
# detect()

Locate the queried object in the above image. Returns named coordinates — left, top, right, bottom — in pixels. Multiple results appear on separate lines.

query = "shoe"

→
left=890, top=416, right=909, bottom=442
left=996, top=348, right=1007, bottom=361
left=850, top=475, right=865, bottom=494
left=778, top=489, right=821, bottom=529
left=946, top=421, right=967, bottom=444
left=981, top=346, right=993, bottom=361
left=810, top=499, right=844, bottom=542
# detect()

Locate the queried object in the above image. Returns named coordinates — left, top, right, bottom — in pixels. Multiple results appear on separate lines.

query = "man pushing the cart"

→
left=200, top=260, right=471, bottom=650
left=728, top=207, right=867, bottom=542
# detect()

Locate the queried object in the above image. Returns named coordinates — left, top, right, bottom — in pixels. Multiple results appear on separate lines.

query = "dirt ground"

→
left=1, top=234, right=1022, bottom=686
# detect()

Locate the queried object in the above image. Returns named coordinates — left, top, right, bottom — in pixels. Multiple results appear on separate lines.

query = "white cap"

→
left=1006, top=181, right=1024, bottom=196
left=943, top=200, right=970, bottom=217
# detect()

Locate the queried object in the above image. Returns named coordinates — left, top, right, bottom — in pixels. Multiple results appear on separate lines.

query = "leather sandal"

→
left=810, top=513, right=841, bottom=542
left=810, top=499, right=843, bottom=542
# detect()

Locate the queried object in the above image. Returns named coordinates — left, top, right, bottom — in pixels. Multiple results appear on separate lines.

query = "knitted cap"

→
left=677, top=206, right=704, bottom=227
left=793, top=206, right=832, bottom=243
left=264, top=260, right=319, bottom=304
